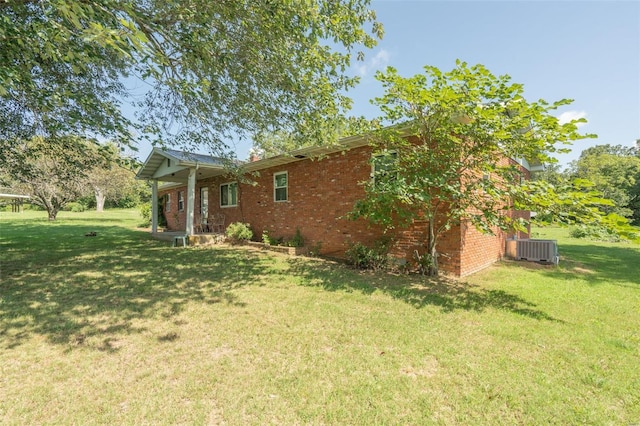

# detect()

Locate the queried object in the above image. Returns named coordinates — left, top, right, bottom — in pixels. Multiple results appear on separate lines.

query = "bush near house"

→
left=225, top=222, right=253, bottom=243
left=345, top=238, right=390, bottom=271
left=261, top=228, right=305, bottom=248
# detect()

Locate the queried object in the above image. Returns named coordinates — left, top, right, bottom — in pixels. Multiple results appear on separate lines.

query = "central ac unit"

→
left=506, top=239, right=559, bottom=265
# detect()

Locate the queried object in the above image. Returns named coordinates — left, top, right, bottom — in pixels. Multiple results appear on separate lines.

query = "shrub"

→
left=287, top=228, right=305, bottom=247
left=262, top=229, right=278, bottom=246
left=22, top=203, right=44, bottom=211
left=345, top=238, right=390, bottom=271
left=262, top=230, right=283, bottom=245
left=226, top=222, right=253, bottom=243
left=64, top=202, right=86, bottom=212
left=413, top=250, right=435, bottom=275
left=139, top=203, right=151, bottom=225
left=570, top=224, right=621, bottom=242
left=308, top=241, right=322, bottom=257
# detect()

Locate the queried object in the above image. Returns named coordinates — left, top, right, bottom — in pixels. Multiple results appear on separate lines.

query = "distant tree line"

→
left=0, top=137, right=149, bottom=220
left=535, top=143, right=640, bottom=226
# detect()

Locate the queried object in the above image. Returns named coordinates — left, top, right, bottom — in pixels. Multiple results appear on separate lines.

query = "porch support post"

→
left=185, top=168, right=196, bottom=235
left=151, top=179, right=158, bottom=233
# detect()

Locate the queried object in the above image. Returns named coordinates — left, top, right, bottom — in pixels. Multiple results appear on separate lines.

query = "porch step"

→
left=151, top=232, right=226, bottom=245
left=173, top=235, right=188, bottom=247
left=188, top=233, right=226, bottom=246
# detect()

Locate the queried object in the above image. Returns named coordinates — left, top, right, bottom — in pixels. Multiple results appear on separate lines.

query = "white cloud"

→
left=557, top=110, right=588, bottom=127
left=371, top=49, right=390, bottom=68
left=357, top=49, right=390, bottom=77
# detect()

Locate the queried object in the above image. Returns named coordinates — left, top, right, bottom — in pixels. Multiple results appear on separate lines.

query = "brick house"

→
left=136, top=134, right=537, bottom=276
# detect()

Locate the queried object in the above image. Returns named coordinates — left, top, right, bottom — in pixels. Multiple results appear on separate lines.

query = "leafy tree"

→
left=252, top=116, right=372, bottom=158
left=0, top=1, right=133, bottom=155
left=531, top=163, right=566, bottom=186
left=1, top=136, right=107, bottom=220
left=351, top=61, right=595, bottom=276
left=569, top=144, right=640, bottom=224
left=1, top=1, right=382, bottom=157
left=522, top=178, right=615, bottom=226
left=79, top=143, right=146, bottom=212
left=251, top=131, right=300, bottom=159
left=84, top=154, right=144, bottom=212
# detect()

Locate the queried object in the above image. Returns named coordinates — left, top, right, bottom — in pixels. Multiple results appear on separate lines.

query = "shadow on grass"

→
left=0, top=221, right=273, bottom=351
left=1, top=218, right=577, bottom=351
left=285, top=258, right=562, bottom=322
left=551, top=243, right=640, bottom=288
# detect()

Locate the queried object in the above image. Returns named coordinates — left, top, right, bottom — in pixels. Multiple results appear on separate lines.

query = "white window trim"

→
left=200, top=187, right=209, bottom=215
left=220, top=182, right=238, bottom=208
left=274, top=171, right=288, bottom=202
left=178, top=191, right=184, bottom=211
left=165, top=193, right=171, bottom=212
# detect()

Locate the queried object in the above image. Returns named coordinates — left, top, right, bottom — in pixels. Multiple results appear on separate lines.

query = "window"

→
left=372, top=151, right=398, bottom=185
left=165, top=194, right=171, bottom=212
left=178, top=191, right=184, bottom=211
left=200, top=187, right=209, bottom=216
left=220, top=182, right=238, bottom=207
left=274, top=172, right=288, bottom=202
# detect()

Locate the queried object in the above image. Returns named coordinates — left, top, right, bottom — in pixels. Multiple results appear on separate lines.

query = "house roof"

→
left=136, top=130, right=542, bottom=183
left=241, top=134, right=369, bottom=173
left=163, top=149, right=228, bottom=166
left=136, top=136, right=370, bottom=183
left=135, top=148, right=230, bottom=183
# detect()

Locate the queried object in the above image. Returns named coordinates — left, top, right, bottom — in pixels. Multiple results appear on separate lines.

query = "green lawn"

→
left=1, top=209, right=639, bottom=424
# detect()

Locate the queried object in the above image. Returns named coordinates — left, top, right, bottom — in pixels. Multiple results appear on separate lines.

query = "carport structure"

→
left=0, top=188, right=30, bottom=212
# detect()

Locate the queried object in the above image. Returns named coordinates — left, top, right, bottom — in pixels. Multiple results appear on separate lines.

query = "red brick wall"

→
left=162, top=147, right=388, bottom=256
left=159, top=146, right=529, bottom=276
left=458, top=208, right=531, bottom=277
left=161, top=188, right=187, bottom=230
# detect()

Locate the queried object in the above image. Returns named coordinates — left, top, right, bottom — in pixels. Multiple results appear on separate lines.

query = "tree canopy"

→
left=1, top=0, right=383, bottom=157
left=251, top=116, right=371, bottom=158
left=351, top=61, right=596, bottom=275
left=569, top=144, right=640, bottom=224
left=82, top=143, right=147, bottom=212
left=1, top=136, right=109, bottom=220
left=1, top=137, right=146, bottom=219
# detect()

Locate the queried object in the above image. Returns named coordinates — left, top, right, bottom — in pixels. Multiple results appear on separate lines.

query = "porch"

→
left=136, top=148, right=231, bottom=237
left=151, top=230, right=226, bottom=246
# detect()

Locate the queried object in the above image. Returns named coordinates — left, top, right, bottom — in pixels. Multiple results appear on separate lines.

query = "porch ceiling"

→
left=151, top=166, right=229, bottom=183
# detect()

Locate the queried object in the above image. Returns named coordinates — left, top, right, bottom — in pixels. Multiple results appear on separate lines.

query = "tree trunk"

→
left=95, top=188, right=105, bottom=212
left=39, top=196, right=58, bottom=221
left=427, top=219, right=439, bottom=276
left=47, top=207, right=59, bottom=221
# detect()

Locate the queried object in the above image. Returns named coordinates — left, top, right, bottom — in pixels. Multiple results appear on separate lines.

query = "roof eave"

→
left=242, top=133, right=371, bottom=172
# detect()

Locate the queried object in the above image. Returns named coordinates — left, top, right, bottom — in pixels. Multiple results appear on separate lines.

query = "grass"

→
left=1, top=209, right=639, bottom=424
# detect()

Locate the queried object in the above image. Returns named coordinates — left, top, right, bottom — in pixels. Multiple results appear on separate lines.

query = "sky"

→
left=133, top=1, right=640, bottom=169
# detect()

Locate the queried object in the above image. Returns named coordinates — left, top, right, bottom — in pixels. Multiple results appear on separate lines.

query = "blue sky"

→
left=133, top=1, right=639, bottom=168
left=347, top=0, right=640, bottom=168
